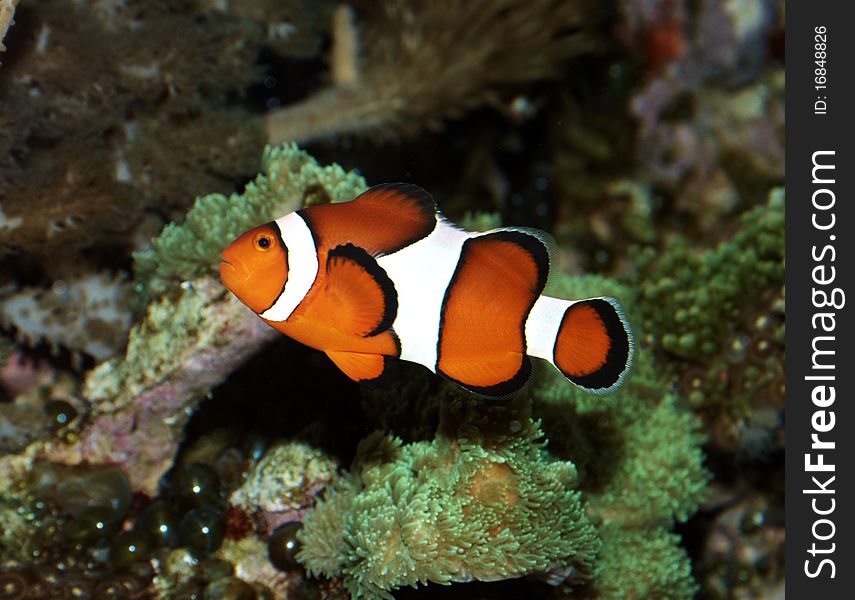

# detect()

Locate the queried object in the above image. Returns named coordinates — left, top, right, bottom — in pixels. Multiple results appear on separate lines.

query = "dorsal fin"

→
left=299, top=183, right=437, bottom=256
left=324, top=244, right=397, bottom=337
left=352, top=183, right=437, bottom=216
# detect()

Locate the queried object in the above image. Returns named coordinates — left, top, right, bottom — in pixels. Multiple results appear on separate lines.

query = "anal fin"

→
left=327, top=351, right=398, bottom=384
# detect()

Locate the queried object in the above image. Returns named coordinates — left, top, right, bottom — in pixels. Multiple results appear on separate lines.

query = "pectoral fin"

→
left=324, top=244, right=398, bottom=338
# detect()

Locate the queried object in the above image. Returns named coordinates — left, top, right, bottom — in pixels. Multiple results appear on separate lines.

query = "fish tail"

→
left=525, top=295, right=633, bottom=393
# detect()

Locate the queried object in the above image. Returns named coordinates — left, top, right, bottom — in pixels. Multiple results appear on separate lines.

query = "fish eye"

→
left=254, top=233, right=273, bottom=251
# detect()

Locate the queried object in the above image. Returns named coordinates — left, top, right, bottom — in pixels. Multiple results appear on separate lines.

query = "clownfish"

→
left=220, top=184, right=633, bottom=397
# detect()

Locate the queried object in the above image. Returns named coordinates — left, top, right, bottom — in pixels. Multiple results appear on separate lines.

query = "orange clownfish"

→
left=220, top=184, right=633, bottom=397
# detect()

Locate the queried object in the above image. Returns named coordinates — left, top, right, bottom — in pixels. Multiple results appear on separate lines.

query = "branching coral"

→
left=630, top=189, right=784, bottom=445
left=135, top=142, right=366, bottom=297
left=0, top=0, right=269, bottom=258
left=0, top=144, right=366, bottom=495
left=298, top=394, right=601, bottom=599
left=266, top=0, right=605, bottom=144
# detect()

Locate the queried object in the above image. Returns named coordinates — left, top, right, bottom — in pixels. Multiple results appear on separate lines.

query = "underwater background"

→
left=0, top=1, right=783, bottom=598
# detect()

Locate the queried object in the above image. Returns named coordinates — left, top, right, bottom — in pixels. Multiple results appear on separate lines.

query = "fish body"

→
left=220, top=184, right=633, bottom=397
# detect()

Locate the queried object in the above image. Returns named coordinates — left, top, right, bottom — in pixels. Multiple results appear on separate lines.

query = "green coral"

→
left=458, top=210, right=503, bottom=233
left=114, top=142, right=709, bottom=598
left=630, top=188, right=785, bottom=415
left=297, top=262, right=709, bottom=599
left=592, top=526, right=698, bottom=599
left=298, top=394, right=601, bottom=599
left=134, top=143, right=367, bottom=297
left=531, top=272, right=708, bottom=599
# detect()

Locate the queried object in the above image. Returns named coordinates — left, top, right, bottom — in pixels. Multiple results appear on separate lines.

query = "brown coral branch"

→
left=266, top=0, right=604, bottom=144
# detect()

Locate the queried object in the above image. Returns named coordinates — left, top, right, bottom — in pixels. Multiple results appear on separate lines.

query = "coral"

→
left=291, top=241, right=707, bottom=598
left=696, top=486, right=785, bottom=598
left=219, top=536, right=296, bottom=598
left=265, top=0, right=605, bottom=144
left=547, top=1, right=784, bottom=273
left=230, top=441, right=338, bottom=532
left=0, top=0, right=17, bottom=53
left=0, top=133, right=716, bottom=598
left=630, top=189, right=784, bottom=423
left=588, top=390, right=709, bottom=526
left=0, top=0, right=268, bottom=258
left=135, top=142, right=366, bottom=297
left=0, top=401, right=50, bottom=455
left=592, top=526, right=697, bottom=599
left=529, top=272, right=708, bottom=598
left=0, top=145, right=365, bottom=496
left=298, top=394, right=601, bottom=598
left=0, top=0, right=330, bottom=379
left=32, top=276, right=276, bottom=495
left=303, top=348, right=708, bottom=600
left=625, top=0, right=784, bottom=232
left=0, top=272, right=133, bottom=362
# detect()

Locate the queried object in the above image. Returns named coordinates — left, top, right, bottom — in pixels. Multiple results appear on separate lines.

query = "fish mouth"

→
left=218, top=259, right=239, bottom=284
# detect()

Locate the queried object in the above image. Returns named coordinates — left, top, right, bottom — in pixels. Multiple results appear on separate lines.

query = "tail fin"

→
left=527, top=296, right=633, bottom=393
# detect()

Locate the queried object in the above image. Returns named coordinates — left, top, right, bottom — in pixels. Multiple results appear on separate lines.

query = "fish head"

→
left=220, top=222, right=288, bottom=314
